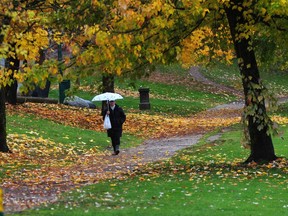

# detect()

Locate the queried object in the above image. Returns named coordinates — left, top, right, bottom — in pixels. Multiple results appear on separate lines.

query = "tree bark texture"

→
left=225, top=1, right=277, bottom=162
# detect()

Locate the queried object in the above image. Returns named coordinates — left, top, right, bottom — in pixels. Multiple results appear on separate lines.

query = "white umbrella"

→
left=92, top=92, right=123, bottom=102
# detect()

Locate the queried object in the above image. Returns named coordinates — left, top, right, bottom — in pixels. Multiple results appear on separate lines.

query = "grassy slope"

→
left=201, top=61, right=288, bottom=96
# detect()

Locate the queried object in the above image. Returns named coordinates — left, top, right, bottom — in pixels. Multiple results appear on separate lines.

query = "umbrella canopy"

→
left=92, top=92, right=123, bottom=102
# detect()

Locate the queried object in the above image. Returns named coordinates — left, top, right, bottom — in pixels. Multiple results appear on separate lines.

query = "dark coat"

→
left=103, top=104, right=126, bottom=138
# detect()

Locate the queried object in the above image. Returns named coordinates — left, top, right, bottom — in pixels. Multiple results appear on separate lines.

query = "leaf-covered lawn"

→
left=3, top=102, right=288, bottom=214
left=10, top=127, right=288, bottom=216
left=7, top=103, right=242, bottom=139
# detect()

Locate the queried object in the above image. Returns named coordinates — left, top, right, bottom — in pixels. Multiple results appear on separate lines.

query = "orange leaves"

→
left=3, top=133, right=102, bottom=167
left=8, top=103, right=104, bottom=131
left=180, top=26, right=234, bottom=68
left=8, top=103, right=242, bottom=140
left=1, top=132, right=109, bottom=186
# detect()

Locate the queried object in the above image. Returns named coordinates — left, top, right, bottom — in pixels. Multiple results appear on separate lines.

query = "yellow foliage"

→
left=96, top=31, right=109, bottom=46
left=85, top=25, right=100, bottom=38
left=180, top=25, right=234, bottom=67
left=0, top=189, right=2, bottom=213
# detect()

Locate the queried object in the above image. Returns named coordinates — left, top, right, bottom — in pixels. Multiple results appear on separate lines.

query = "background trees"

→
left=54, top=0, right=288, bottom=162
left=1, top=0, right=288, bottom=162
left=0, top=0, right=52, bottom=152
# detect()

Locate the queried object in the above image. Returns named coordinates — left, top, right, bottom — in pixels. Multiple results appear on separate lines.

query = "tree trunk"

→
left=0, top=89, right=9, bottom=152
left=31, top=81, right=51, bottom=98
left=0, top=15, right=11, bottom=152
left=5, top=54, right=20, bottom=105
left=101, top=74, right=115, bottom=112
left=225, top=1, right=277, bottom=162
left=31, top=49, right=51, bottom=98
left=102, top=74, right=115, bottom=93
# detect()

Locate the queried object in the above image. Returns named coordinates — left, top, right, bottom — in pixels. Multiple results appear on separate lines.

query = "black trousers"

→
left=111, top=135, right=120, bottom=152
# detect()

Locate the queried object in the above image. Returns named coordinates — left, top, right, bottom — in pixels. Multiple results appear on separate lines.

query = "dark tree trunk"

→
left=31, top=49, right=51, bottom=98
left=0, top=15, right=12, bottom=152
left=102, top=74, right=115, bottom=93
left=0, top=89, right=9, bottom=152
left=225, top=1, right=277, bottom=163
left=4, top=56, right=19, bottom=105
left=101, top=74, right=115, bottom=112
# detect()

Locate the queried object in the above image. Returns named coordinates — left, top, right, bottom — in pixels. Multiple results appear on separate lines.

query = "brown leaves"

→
left=8, top=103, right=103, bottom=131
left=7, top=103, right=242, bottom=139
left=3, top=103, right=243, bottom=189
left=3, top=102, right=288, bottom=212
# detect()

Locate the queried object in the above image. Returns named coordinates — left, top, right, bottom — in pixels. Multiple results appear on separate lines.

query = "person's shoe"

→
left=112, top=150, right=120, bottom=156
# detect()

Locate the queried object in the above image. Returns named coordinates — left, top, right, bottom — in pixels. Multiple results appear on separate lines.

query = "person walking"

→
left=102, top=100, right=126, bottom=155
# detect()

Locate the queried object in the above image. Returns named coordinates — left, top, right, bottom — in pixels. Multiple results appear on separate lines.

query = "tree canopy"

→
left=47, top=0, right=288, bottom=161
left=1, top=0, right=288, bottom=161
left=45, top=0, right=288, bottom=75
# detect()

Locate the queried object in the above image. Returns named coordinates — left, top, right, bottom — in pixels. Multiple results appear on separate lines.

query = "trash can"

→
left=139, top=87, right=150, bottom=110
left=59, top=80, right=70, bottom=104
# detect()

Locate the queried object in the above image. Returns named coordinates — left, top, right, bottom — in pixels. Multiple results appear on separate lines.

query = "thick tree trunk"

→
left=0, top=15, right=11, bottom=152
left=225, top=1, right=277, bottom=162
left=101, top=74, right=115, bottom=112
left=102, top=74, right=115, bottom=93
left=0, top=89, right=9, bottom=152
left=5, top=54, right=20, bottom=105
left=31, top=81, right=51, bottom=98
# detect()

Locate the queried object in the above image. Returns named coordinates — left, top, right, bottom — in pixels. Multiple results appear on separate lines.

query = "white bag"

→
left=104, top=115, right=112, bottom=129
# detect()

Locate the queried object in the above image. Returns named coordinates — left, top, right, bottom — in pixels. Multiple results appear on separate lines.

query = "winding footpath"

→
left=1, top=69, right=253, bottom=214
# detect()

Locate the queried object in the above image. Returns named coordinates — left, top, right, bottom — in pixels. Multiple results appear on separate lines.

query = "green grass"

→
left=49, top=85, right=233, bottom=117
left=200, top=61, right=242, bottom=90
left=155, top=63, right=189, bottom=76
left=12, top=124, right=288, bottom=216
left=49, top=63, right=236, bottom=117
left=2, top=113, right=142, bottom=179
left=5, top=63, right=288, bottom=215
left=260, top=70, right=288, bottom=95
left=200, top=61, right=288, bottom=96
left=7, top=114, right=142, bottom=151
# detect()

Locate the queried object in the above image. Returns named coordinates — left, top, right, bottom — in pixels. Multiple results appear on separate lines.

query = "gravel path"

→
left=4, top=67, right=285, bottom=214
left=123, top=134, right=204, bottom=163
left=189, top=66, right=243, bottom=97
